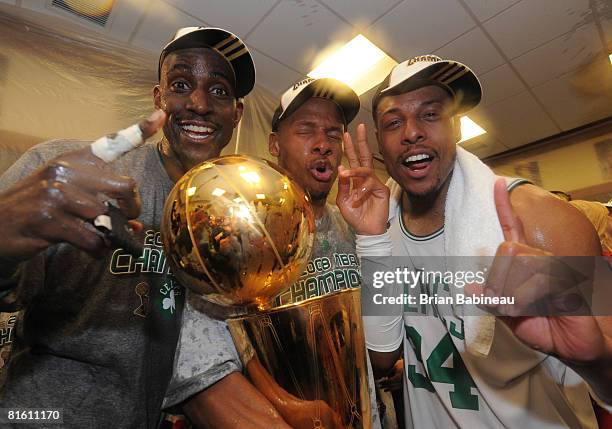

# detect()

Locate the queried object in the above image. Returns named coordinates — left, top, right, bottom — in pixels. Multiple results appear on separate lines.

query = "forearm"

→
left=369, top=348, right=402, bottom=379
left=567, top=318, right=612, bottom=405
left=183, top=372, right=291, bottom=429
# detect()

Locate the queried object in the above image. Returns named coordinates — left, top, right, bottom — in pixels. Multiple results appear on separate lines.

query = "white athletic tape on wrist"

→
left=90, top=124, right=144, bottom=163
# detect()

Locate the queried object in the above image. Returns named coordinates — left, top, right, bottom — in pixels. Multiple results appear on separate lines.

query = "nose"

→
left=187, top=89, right=212, bottom=116
left=403, top=117, right=426, bottom=145
left=312, top=129, right=332, bottom=156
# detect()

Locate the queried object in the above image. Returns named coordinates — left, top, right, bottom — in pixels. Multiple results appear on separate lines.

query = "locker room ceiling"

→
left=1, top=0, right=611, bottom=159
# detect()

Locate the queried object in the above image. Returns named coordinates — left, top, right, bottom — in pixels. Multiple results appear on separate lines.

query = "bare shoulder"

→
left=509, top=184, right=601, bottom=256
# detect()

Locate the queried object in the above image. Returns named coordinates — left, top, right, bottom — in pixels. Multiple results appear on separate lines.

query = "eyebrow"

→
left=167, top=64, right=232, bottom=83
left=294, top=120, right=343, bottom=132
left=379, top=96, right=450, bottom=117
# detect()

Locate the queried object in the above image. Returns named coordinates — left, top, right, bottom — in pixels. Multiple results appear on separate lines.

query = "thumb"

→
left=494, top=178, right=526, bottom=243
left=138, top=109, right=166, bottom=140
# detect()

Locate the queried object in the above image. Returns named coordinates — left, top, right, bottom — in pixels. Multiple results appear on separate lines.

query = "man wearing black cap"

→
left=336, top=55, right=611, bottom=427
left=0, top=26, right=273, bottom=428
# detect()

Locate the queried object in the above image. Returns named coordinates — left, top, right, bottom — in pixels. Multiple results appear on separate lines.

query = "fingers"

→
left=494, top=178, right=526, bottom=243
left=336, top=165, right=351, bottom=203
left=343, top=123, right=373, bottom=169
left=42, top=163, right=142, bottom=220
left=356, top=124, right=373, bottom=169
left=343, top=132, right=360, bottom=169
left=138, top=109, right=166, bottom=140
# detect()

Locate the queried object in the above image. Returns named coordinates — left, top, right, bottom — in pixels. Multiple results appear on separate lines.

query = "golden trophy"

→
left=162, top=155, right=371, bottom=428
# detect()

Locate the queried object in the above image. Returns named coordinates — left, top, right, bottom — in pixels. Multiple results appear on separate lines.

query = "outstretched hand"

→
left=0, top=110, right=166, bottom=261
left=336, top=124, right=389, bottom=235
left=468, top=179, right=605, bottom=364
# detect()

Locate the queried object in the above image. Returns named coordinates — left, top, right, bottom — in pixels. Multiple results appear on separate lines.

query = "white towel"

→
left=387, top=146, right=506, bottom=356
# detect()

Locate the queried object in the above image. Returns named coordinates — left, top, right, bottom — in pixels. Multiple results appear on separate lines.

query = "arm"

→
left=512, top=184, right=612, bottom=404
left=183, top=372, right=290, bottom=429
left=0, top=112, right=164, bottom=307
left=490, top=181, right=612, bottom=403
left=164, top=291, right=290, bottom=428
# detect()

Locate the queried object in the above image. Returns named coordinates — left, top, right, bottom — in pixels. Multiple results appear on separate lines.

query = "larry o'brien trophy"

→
left=161, top=155, right=372, bottom=429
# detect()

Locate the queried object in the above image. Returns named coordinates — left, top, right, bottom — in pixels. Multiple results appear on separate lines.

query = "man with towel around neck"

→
left=336, top=54, right=612, bottom=428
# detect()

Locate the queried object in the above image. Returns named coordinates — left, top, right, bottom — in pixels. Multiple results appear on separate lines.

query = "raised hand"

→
left=336, top=124, right=389, bottom=235
left=472, top=178, right=605, bottom=363
left=0, top=110, right=166, bottom=261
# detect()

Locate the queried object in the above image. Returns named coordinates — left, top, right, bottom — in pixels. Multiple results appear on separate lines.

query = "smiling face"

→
left=269, top=98, right=344, bottom=202
left=375, top=85, right=461, bottom=199
left=154, top=47, right=243, bottom=174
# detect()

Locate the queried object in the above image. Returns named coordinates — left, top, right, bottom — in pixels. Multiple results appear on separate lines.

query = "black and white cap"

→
left=159, top=27, right=256, bottom=98
left=372, top=55, right=481, bottom=114
left=271, top=77, right=360, bottom=131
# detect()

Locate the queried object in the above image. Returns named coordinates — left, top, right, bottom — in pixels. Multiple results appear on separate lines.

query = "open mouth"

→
left=310, top=160, right=334, bottom=182
left=401, top=153, right=435, bottom=179
left=179, top=123, right=216, bottom=141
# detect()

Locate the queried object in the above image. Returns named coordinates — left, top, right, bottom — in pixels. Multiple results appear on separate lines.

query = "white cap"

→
left=271, top=77, right=360, bottom=131
left=372, top=55, right=482, bottom=114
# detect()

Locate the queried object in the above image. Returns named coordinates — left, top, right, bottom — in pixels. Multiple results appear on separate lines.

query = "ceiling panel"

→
left=433, top=27, right=505, bottom=74
left=130, top=0, right=205, bottom=53
left=461, top=135, right=508, bottom=159
left=104, top=0, right=152, bottom=43
left=319, top=0, right=401, bottom=29
left=359, top=86, right=378, bottom=115
left=478, top=91, right=560, bottom=148
left=247, top=0, right=354, bottom=73
left=478, top=63, right=526, bottom=107
left=367, top=0, right=475, bottom=61
left=163, top=0, right=278, bottom=38
left=511, top=22, right=603, bottom=88
left=484, top=0, right=591, bottom=59
left=347, top=107, right=378, bottom=154
left=249, top=48, right=303, bottom=95
left=532, top=63, right=612, bottom=130
left=461, top=0, right=520, bottom=23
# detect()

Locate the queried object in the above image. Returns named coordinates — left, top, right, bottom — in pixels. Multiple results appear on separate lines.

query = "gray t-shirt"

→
left=0, top=140, right=237, bottom=428
left=167, top=204, right=381, bottom=428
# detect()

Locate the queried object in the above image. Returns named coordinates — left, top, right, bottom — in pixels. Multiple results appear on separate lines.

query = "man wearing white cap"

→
left=166, top=77, right=386, bottom=428
left=269, top=77, right=361, bottom=305
left=0, top=26, right=275, bottom=428
left=336, top=54, right=611, bottom=427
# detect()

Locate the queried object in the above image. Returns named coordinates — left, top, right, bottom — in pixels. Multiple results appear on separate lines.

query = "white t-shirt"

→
left=362, top=199, right=599, bottom=429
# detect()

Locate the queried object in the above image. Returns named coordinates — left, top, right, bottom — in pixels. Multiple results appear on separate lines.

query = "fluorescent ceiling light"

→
left=609, top=53, right=612, bottom=65
left=308, top=35, right=397, bottom=95
left=458, top=116, right=486, bottom=143
left=211, top=188, right=226, bottom=197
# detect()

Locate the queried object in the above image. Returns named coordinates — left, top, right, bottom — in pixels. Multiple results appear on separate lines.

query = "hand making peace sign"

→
left=336, top=124, right=390, bottom=236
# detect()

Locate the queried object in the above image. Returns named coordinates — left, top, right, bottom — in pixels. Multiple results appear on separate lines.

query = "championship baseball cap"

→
left=372, top=55, right=481, bottom=115
left=271, top=77, right=360, bottom=131
left=159, top=27, right=256, bottom=98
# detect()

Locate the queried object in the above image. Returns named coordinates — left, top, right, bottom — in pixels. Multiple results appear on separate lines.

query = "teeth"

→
left=406, top=154, right=431, bottom=163
left=182, top=124, right=214, bottom=133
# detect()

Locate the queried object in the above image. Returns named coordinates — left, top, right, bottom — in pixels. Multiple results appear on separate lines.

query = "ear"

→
left=233, top=99, right=244, bottom=128
left=153, top=85, right=162, bottom=109
left=375, top=127, right=383, bottom=154
left=268, top=132, right=280, bottom=157
left=452, top=115, right=462, bottom=143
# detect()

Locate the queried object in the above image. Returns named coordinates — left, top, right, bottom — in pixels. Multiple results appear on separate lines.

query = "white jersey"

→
left=384, top=201, right=598, bottom=429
